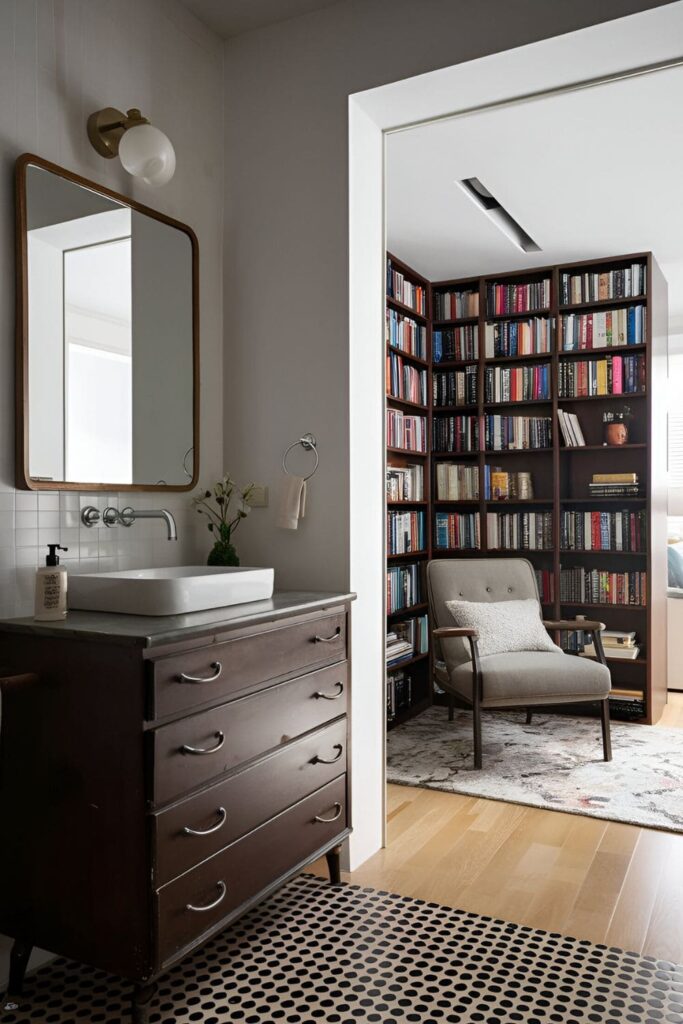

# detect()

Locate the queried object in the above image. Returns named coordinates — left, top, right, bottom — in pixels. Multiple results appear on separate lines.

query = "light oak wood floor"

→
left=312, top=692, right=683, bottom=963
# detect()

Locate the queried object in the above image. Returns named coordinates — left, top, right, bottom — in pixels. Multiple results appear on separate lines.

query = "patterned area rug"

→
left=2, top=874, right=683, bottom=1023
left=386, top=707, right=683, bottom=832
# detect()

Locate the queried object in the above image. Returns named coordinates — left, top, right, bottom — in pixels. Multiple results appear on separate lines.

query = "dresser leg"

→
left=131, top=982, right=157, bottom=1024
left=4, top=939, right=33, bottom=1010
left=325, top=844, right=343, bottom=886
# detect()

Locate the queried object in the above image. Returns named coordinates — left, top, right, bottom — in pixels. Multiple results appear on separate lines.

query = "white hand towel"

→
left=277, top=475, right=307, bottom=529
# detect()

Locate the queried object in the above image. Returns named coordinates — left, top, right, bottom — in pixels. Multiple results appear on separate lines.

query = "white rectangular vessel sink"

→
left=68, top=566, right=275, bottom=616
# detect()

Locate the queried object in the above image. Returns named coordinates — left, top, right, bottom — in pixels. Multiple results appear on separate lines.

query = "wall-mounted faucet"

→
left=81, top=505, right=178, bottom=541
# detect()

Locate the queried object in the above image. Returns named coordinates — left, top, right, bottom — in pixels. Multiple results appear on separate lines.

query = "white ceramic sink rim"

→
left=68, top=565, right=275, bottom=616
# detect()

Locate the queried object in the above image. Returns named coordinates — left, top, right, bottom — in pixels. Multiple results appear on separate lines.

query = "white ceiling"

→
left=181, top=0, right=339, bottom=38
left=386, top=65, right=683, bottom=322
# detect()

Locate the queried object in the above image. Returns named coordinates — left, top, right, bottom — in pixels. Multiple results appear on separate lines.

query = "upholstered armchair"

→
left=427, top=558, right=612, bottom=769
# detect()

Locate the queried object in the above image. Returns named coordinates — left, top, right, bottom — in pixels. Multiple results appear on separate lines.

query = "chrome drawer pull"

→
left=312, top=744, right=343, bottom=765
left=313, top=626, right=341, bottom=643
left=183, top=807, right=227, bottom=837
left=177, top=662, right=222, bottom=684
left=186, top=880, right=227, bottom=913
left=180, top=731, right=225, bottom=756
left=313, top=682, right=344, bottom=701
left=313, top=802, right=343, bottom=824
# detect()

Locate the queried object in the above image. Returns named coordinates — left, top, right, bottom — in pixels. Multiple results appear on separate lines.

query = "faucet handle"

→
left=119, top=507, right=136, bottom=528
left=81, top=505, right=101, bottom=528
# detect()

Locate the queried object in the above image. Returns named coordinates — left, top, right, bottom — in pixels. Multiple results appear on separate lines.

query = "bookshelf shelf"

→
left=387, top=550, right=428, bottom=561
left=386, top=602, right=429, bottom=618
left=386, top=295, right=428, bottom=322
left=387, top=652, right=429, bottom=672
left=387, top=249, right=666, bottom=727
left=387, top=499, right=429, bottom=507
left=387, top=344, right=429, bottom=368
left=386, top=394, right=429, bottom=413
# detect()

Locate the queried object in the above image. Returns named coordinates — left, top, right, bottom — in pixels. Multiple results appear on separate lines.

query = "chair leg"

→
left=600, top=699, right=612, bottom=762
left=448, top=694, right=455, bottom=722
left=525, top=709, right=533, bottom=725
left=472, top=703, right=482, bottom=769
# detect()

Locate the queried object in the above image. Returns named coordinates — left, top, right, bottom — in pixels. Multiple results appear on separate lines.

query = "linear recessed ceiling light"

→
left=458, top=177, right=541, bottom=253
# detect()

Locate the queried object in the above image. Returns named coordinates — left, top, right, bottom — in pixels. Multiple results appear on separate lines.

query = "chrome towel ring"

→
left=282, top=433, right=319, bottom=481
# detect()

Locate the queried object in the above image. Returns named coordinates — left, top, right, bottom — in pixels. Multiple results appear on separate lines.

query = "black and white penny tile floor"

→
left=2, top=874, right=682, bottom=1023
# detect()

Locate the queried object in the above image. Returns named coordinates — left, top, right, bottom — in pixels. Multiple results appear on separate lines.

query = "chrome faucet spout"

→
left=121, top=508, right=178, bottom=541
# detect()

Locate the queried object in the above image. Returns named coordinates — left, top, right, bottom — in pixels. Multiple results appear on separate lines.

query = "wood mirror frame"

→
left=15, top=153, right=200, bottom=492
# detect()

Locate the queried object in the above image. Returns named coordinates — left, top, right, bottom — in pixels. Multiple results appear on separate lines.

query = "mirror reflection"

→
left=25, top=163, right=195, bottom=487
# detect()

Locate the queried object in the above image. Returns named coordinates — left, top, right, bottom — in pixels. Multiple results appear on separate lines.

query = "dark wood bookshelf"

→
left=387, top=249, right=668, bottom=727
left=387, top=344, right=429, bottom=368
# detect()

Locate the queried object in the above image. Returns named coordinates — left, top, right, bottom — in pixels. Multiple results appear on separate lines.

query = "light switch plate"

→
left=247, top=485, right=269, bottom=508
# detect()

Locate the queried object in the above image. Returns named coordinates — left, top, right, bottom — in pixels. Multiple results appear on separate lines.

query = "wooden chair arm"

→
left=543, top=619, right=606, bottom=633
left=433, top=627, right=479, bottom=639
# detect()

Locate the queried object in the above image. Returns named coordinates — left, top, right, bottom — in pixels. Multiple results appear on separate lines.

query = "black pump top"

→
left=46, top=544, right=68, bottom=566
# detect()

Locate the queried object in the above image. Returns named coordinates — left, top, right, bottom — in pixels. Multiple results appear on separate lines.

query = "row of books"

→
left=588, top=472, right=641, bottom=498
left=484, top=467, right=532, bottom=501
left=386, top=615, right=429, bottom=666
left=387, top=562, right=422, bottom=614
left=386, top=463, right=424, bottom=502
left=560, top=264, right=646, bottom=305
left=387, top=352, right=428, bottom=406
left=487, top=511, right=553, bottom=551
left=559, top=568, right=646, bottom=606
left=386, top=307, right=427, bottom=361
left=484, top=363, right=550, bottom=404
left=483, top=415, right=552, bottom=451
left=484, top=318, right=553, bottom=357
left=433, top=325, right=478, bottom=363
left=583, top=630, right=641, bottom=661
left=560, top=307, right=646, bottom=350
left=536, top=569, right=554, bottom=603
left=432, top=415, right=479, bottom=453
left=387, top=510, right=426, bottom=555
left=435, top=462, right=479, bottom=501
left=559, top=510, right=646, bottom=552
left=433, top=288, right=479, bottom=321
left=433, top=367, right=478, bottom=407
left=387, top=409, right=427, bottom=452
left=557, top=354, right=645, bottom=397
left=486, top=279, right=551, bottom=316
left=434, top=512, right=481, bottom=550
left=556, top=409, right=586, bottom=447
left=386, top=671, right=413, bottom=721
left=387, top=260, right=426, bottom=315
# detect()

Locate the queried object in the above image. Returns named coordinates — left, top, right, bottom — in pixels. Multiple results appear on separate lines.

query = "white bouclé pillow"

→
left=445, top=598, right=563, bottom=659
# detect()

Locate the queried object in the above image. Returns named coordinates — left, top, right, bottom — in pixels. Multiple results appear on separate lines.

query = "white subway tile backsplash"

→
left=38, top=510, right=60, bottom=529
left=14, top=528, right=38, bottom=548
left=37, top=493, right=60, bottom=511
left=15, top=510, right=37, bottom=530
left=15, top=492, right=38, bottom=511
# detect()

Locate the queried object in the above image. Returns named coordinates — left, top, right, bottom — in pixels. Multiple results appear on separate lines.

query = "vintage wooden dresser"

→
left=0, top=590, right=354, bottom=1022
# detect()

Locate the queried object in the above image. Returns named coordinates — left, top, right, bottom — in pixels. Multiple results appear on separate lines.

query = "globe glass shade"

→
left=118, top=124, right=176, bottom=186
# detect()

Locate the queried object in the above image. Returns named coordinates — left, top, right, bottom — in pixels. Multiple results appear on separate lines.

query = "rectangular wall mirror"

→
left=15, top=154, right=199, bottom=491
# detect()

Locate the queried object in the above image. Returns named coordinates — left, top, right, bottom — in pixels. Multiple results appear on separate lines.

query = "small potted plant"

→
left=193, top=475, right=255, bottom=566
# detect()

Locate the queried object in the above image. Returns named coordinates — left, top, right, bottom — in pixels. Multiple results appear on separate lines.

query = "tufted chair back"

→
left=427, top=558, right=541, bottom=671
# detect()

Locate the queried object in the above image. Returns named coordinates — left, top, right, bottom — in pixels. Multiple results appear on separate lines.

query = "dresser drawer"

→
left=149, top=611, right=347, bottom=719
left=156, top=776, right=347, bottom=965
left=152, top=716, right=347, bottom=886
left=151, top=661, right=348, bottom=805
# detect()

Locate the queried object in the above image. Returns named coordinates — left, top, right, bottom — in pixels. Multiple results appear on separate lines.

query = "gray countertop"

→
left=0, top=590, right=356, bottom=648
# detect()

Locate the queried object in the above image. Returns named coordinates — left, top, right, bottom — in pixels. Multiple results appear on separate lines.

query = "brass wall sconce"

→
left=87, top=106, right=176, bottom=186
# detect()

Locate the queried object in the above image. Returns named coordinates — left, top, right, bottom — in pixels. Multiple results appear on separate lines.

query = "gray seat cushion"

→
left=447, top=651, right=611, bottom=708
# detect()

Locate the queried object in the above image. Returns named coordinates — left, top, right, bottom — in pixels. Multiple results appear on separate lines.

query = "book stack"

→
left=483, top=415, right=552, bottom=451
left=535, top=569, right=554, bottom=603
left=387, top=351, right=428, bottom=405
left=434, top=512, right=480, bottom=550
left=385, top=630, right=413, bottom=665
left=560, top=263, right=646, bottom=304
left=386, top=671, right=413, bottom=722
left=435, top=463, right=479, bottom=501
left=385, top=307, right=427, bottom=361
left=386, top=464, right=424, bottom=502
left=432, top=415, right=479, bottom=453
left=387, top=510, right=426, bottom=555
left=486, top=279, right=551, bottom=316
left=560, top=510, right=646, bottom=552
left=433, top=325, right=478, bottom=362
left=560, top=307, right=645, bottom=350
left=434, top=288, right=479, bottom=321
left=559, top=568, right=647, bottom=605
left=386, top=409, right=427, bottom=452
left=387, top=259, right=425, bottom=314
left=558, top=354, right=645, bottom=397
left=484, top=317, right=552, bottom=357
left=557, top=409, right=586, bottom=446
left=487, top=511, right=553, bottom=551
left=588, top=473, right=641, bottom=498
left=387, top=563, right=422, bottom=613
left=484, top=363, right=550, bottom=403
left=581, top=629, right=641, bottom=661
left=607, top=689, right=646, bottom=719
left=386, top=615, right=429, bottom=666
left=433, top=367, right=478, bottom=407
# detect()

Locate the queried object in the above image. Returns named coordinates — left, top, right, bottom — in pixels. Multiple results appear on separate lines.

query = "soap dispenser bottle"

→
left=34, top=544, right=68, bottom=621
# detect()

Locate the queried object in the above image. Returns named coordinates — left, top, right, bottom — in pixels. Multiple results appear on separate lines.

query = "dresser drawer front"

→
left=150, top=611, right=347, bottom=719
left=152, top=661, right=348, bottom=805
left=156, top=776, right=347, bottom=965
left=152, top=717, right=347, bottom=886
